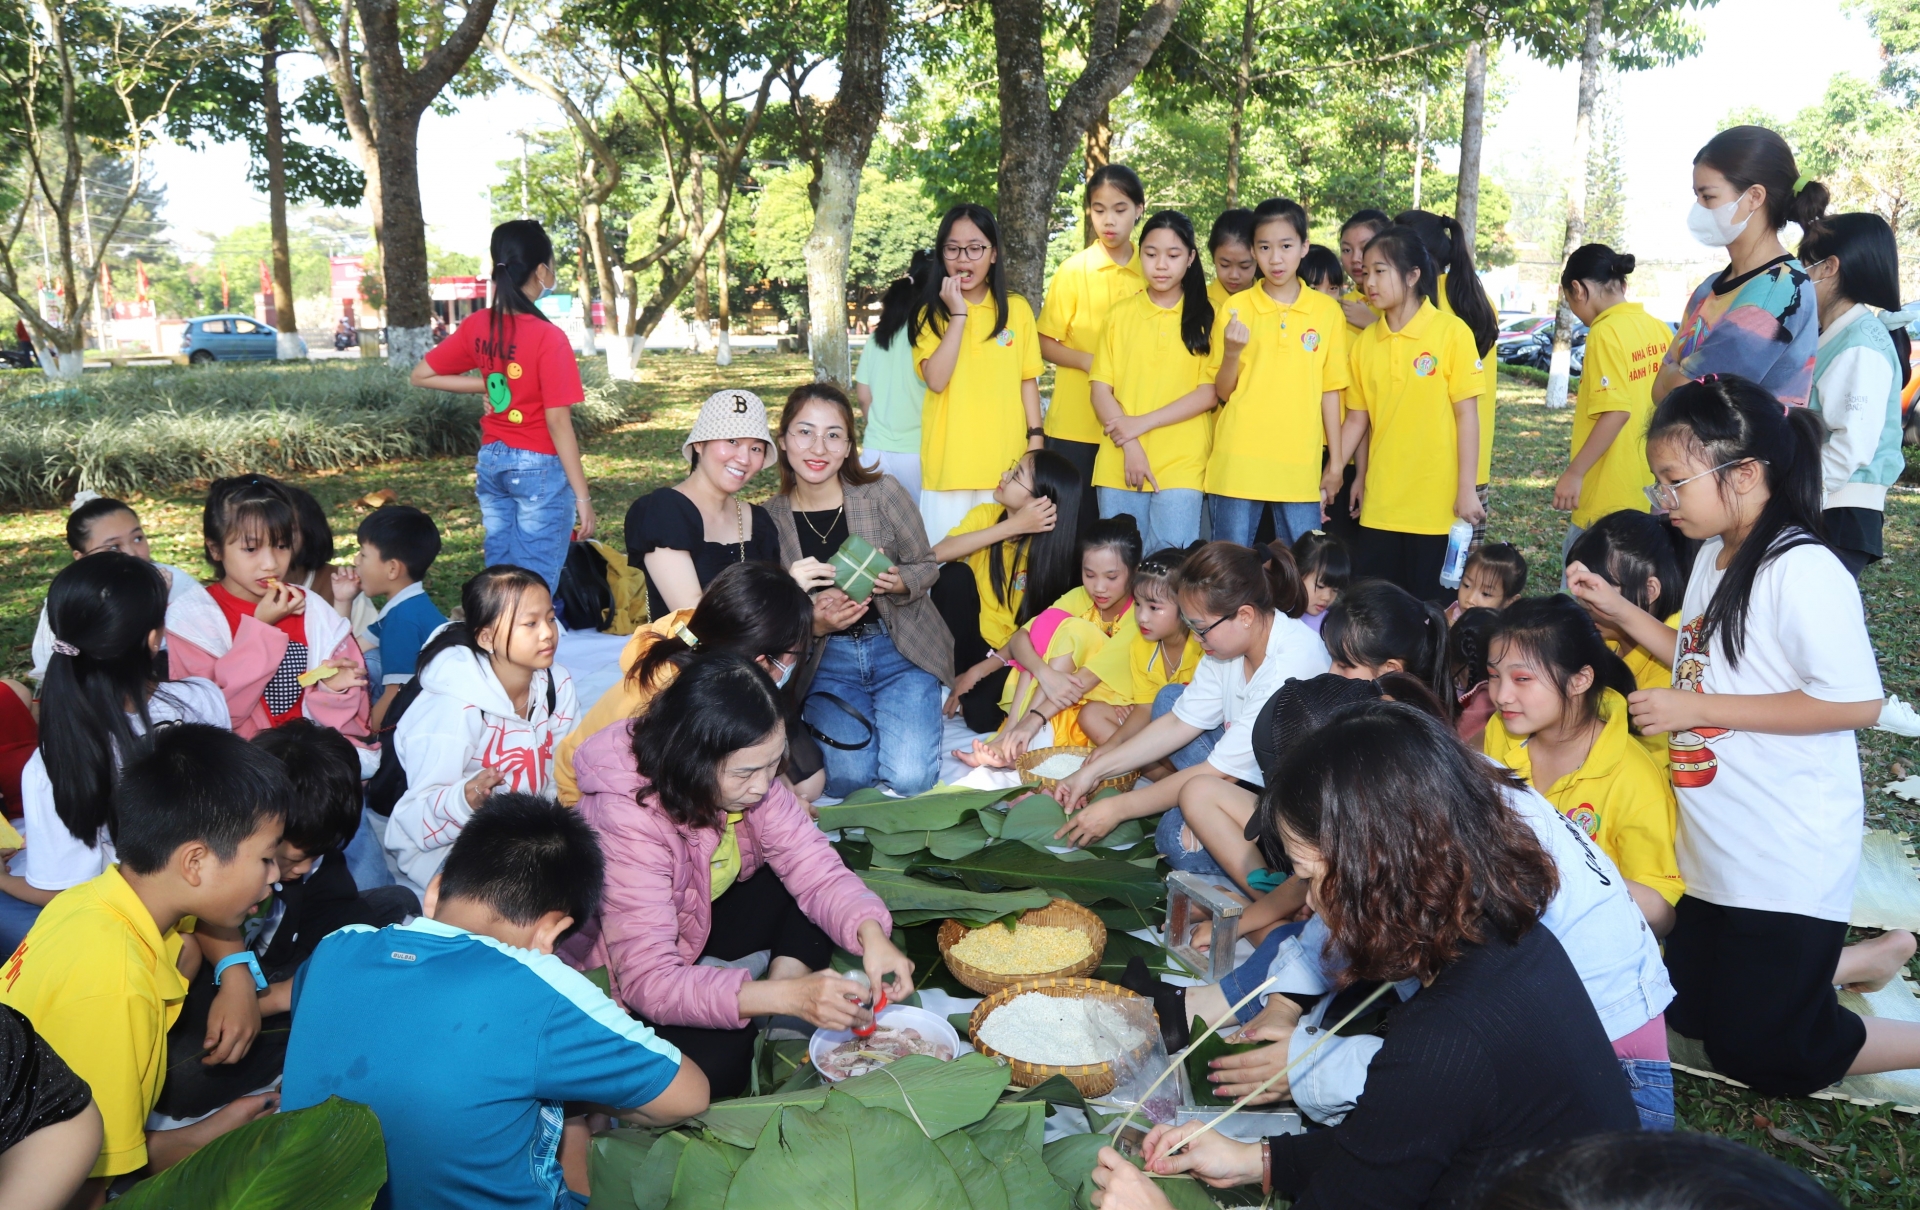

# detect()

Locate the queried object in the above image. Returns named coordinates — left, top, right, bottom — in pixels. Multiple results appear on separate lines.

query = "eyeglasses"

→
left=1181, top=613, right=1233, bottom=643
left=1001, top=461, right=1033, bottom=492
left=943, top=243, right=991, bottom=262
left=1643, top=459, right=1759, bottom=510
left=787, top=423, right=849, bottom=452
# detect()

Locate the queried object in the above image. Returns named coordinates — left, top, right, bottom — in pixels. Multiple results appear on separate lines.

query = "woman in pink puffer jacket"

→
left=564, top=652, right=914, bottom=1097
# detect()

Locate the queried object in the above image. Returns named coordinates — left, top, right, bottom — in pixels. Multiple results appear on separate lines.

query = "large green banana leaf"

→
left=864, top=815, right=994, bottom=860
left=722, top=1091, right=971, bottom=1210
left=972, top=1123, right=1071, bottom=1210
left=911, top=842, right=1166, bottom=910
left=857, top=867, right=1053, bottom=918
left=1042, top=1133, right=1218, bottom=1210
left=667, top=1135, right=750, bottom=1210
left=112, top=1096, right=385, bottom=1210
left=937, top=1127, right=1011, bottom=1210
left=996, top=795, right=1147, bottom=851
left=816, top=785, right=1021, bottom=834
left=588, top=1129, right=665, bottom=1209
left=695, top=1053, right=1010, bottom=1148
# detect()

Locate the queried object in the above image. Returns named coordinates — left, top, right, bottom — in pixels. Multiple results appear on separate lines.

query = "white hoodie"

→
left=383, top=644, right=578, bottom=897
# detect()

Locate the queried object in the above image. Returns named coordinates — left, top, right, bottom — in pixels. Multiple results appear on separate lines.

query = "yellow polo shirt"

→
left=1485, top=689, right=1684, bottom=905
left=1208, top=279, right=1233, bottom=311
left=915, top=297, right=1043, bottom=492
left=1570, top=302, right=1671, bottom=528
left=1, top=867, right=189, bottom=1176
left=1038, top=243, right=1146, bottom=443
left=1205, top=283, right=1351, bottom=503
left=1436, top=273, right=1498, bottom=483
left=1615, top=611, right=1680, bottom=765
left=1088, top=291, right=1218, bottom=492
left=950, top=503, right=1029, bottom=648
left=1086, top=628, right=1204, bottom=706
left=1347, top=302, right=1483, bottom=535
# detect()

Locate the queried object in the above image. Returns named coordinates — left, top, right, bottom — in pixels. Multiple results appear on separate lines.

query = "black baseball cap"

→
left=1244, top=673, right=1388, bottom=843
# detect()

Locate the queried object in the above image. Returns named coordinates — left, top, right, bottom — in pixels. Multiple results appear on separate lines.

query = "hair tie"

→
left=70, top=490, right=100, bottom=511
left=678, top=623, right=700, bottom=649
left=1882, top=305, right=1920, bottom=330
left=51, top=638, right=79, bottom=657
left=1794, top=173, right=1814, bottom=193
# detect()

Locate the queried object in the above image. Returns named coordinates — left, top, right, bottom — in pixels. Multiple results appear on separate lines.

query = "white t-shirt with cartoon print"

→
left=1669, top=534, right=1881, bottom=922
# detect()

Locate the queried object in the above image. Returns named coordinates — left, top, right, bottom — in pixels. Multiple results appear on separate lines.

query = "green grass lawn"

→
left=2, top=355, right=1917, bottom=1202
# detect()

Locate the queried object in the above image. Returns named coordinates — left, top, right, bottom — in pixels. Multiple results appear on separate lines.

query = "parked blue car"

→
left=180, top=314, right=278, bottom=363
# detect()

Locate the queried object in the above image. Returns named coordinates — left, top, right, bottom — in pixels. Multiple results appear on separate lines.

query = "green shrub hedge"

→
left=0, top=360, right=640, bottom=506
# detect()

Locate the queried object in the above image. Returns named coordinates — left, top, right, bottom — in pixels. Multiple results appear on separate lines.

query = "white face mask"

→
left=1687, top=197, right=1751, bottom=248
left=769, top=656, right=794, bottom=689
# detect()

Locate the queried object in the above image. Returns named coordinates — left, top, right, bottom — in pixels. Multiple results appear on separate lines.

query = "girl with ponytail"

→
left=1554, top=245, right=1673, bottom=557
left=0, top=554, right=229, bottom=948
left=1399, top=209, right=1500, bottom=533
left=411, top=219, right=594, bottom=594
left=1482, top=594, right=1682, bottom=935
left=1582, top=374, right=1920, bottom=1096
left=1799, top=212, right=1914, bottom=577
left=1655, top=125, right=1827, bottom=408
left=1051, top=541, right=1330, bottom=874
left=1088, top=210, right=1217, bottom=551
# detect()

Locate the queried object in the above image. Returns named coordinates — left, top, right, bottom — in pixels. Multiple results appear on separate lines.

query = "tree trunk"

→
left=1455, top=40, right=1487, bottom=257
left=801, top=0, right=888, bottom=386
left=1546, top=0, right=1604, bottom=410
left=260, top=21, right=302, bottom=359
left=1080, top=103, right=1111, bottom=247
left=990, top=0, right=1184, bottom=303
left=372, top=116, right=434, bottom=364
left=1224, top=0, right=1255, bottom=209
left=714, top=226, right=732, bottom=366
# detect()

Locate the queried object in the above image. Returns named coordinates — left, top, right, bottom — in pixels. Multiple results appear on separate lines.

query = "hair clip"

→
left=51, top=638, right=79, bottom=657
left=1793, top=173, right=1814, bottom=193
left=679, top=624, right=701, bottom=649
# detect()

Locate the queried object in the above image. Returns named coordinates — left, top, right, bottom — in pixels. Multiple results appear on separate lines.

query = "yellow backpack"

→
left=557, top=538, right=649, bottom=634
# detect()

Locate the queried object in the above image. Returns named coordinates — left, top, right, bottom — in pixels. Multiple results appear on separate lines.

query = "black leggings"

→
left=642, top=864, right=834, bottom=1099
left=931, top=562, right=1011, bottom=732
left=1352, top=526, right=1451, bottom=604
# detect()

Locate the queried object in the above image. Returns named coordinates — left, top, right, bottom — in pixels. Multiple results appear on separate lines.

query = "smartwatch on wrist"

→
left=213, top=951, right=268, bottom=992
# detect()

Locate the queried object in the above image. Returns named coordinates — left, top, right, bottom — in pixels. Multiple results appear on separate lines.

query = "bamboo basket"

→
left=1016, top=744, right=1136, bottom=795
left=937, top=898, right=1107, bottom=995
left=968, top=977, right=1155, bottom=1098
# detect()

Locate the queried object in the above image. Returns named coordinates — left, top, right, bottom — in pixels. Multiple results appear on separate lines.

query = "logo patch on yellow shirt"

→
left=1567, top=803, right=1600, bottom=836
left=1601, top=375, right=1612, bottom=388
left=1301, top=328, right=1320, bottom=352
left=996, top=329, right=1015, bottom=347
left=506, top=362, right=524, bottom=380
left=1413, top=352, right=1437, bottom=377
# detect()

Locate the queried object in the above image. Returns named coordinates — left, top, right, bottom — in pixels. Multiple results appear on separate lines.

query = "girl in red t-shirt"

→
left=411, top=220, right=593, bottom=594
left=168, top=476, right=370, bottom=739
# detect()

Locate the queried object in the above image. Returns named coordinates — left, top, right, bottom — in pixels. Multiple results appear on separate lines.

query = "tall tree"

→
left=789, top=0, right=889, bottom=385
left=990, top=0, right=1184, bottom=301
left=0, top=0, right=228, bottom=377
left=286, top=0, right=500, bottom=366
left=1455, top=40, right=1488, bottom=251
left=1545, top=0, right=1606, bottom=410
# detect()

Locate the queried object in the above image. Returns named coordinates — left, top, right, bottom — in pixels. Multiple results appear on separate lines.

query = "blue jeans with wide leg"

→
left=803, top=625, right=944, bottom=798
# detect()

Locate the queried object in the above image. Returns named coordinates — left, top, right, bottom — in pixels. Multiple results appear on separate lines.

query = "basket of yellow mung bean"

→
left=937, top=898, right=1107, bottom=994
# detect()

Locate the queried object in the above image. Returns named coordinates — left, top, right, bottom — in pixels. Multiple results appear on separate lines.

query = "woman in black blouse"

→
left=624, top=388, right=789, bottom=621
left=1090, top=702, right=1636, bottom=1210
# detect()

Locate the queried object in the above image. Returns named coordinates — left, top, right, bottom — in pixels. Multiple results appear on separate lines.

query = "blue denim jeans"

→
left=803, top=626, right=943, bottom=798
left=1218, top=921, right=1311, bottom=1024
left=345, top=806, right=397, bottom=890
left=1208, top=496, right=1322, bottom=549
left=1619, top=1057, right=1675, bottom=1130
left=475, top=442, right=574, bottom=592
left=1098, top=487, right=1204, bottom=552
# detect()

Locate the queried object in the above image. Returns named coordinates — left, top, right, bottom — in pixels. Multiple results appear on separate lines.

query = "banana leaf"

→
left=910, top=843, right=1167, bottom=911
left=113, top=1096, right=385, bottom=1210
left=1184, top=1016, right=1265, bottom=1107
left=1098, top=929, right=1184, bottom=979
left=1042, top=1134, right=1217, bottom=1210
left=626, top=1129, right=690, bottom=1210
left=972, top=1127, right=1070, bottom=1210
left=669, top=1135, right=750, bottom=1210
left=998, top=795, right=1146, bottom=851
left=722, top=1090, right=971, bottom=1210
left=696, top=1053, right=1010, bottom=1148
left=969, top=1100, right=1048, bottom=1149
left=937, top=1127, right=1011, bottom=1210
left=1092, top=904, right=1165, bottom=932
left=816, top=785, right=1021, bottom=834
left=864, top=815, right=993, bottom=861
left=587, top=1128, right=662, bottom=1210
left=896, top=921, right=973, bottom=995
left=829, top=837, right=872, bottom=870
left=858, top=867, right=1053, bottom=918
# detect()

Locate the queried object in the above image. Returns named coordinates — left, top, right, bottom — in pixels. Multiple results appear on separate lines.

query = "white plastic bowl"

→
left=808, top=1004, right=962, bottom=1082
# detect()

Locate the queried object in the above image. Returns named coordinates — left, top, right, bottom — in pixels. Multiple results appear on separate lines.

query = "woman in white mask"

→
left=1653, top=126, right=1828, bottom=408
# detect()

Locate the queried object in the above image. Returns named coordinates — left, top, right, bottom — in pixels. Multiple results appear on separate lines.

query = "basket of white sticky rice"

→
left=969, top=978, right=1156, bottom=1097
left=1016, top=744, right=1137, bottom=795
left=937, top=898, right=1106, bottom=993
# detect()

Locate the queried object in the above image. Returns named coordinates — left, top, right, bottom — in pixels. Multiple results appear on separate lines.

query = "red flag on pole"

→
left=136, top=261, right=150, bottom=303
left=100, top=259, right=114, bottom=308
left=221, top=263, right=230, bottom=310
left=259, top=259, right=272, bottom=296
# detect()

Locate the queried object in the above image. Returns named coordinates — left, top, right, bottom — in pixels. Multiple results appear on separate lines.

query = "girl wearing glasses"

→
left=1568, top=375, right=1919, bottom=1097
left=764, top=383, right=951, bottom=799
left=911, top=205, right=1046, bottom=546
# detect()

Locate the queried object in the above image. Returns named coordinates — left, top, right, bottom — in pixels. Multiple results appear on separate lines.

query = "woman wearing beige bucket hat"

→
left=624, top=389, right=787, bottom=621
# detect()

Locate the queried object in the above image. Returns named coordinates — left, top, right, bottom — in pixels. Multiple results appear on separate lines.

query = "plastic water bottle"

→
left=1438, top=519, right=1475, bottom=589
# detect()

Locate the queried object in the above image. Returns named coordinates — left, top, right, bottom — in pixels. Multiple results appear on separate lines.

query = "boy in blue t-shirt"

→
left=280, top=794, right=708, bottom=1210
left=351, top=505, right=447, bottom=731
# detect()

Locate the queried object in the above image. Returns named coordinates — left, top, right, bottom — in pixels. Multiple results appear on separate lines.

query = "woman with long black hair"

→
left=411, top=219, right=595, bottom=593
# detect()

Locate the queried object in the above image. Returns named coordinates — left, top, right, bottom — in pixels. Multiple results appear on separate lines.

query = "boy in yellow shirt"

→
left=1, top=724, right=286, bottom=1196
left=1481, top=598, right=1683, bottom=935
